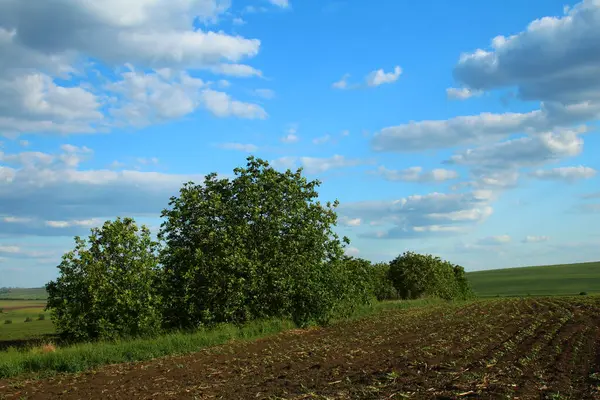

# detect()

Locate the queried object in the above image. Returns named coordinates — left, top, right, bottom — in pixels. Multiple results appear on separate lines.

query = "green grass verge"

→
left=0, top=298, right=441, bottom=379
left=467, top=261, right=600, bottom=297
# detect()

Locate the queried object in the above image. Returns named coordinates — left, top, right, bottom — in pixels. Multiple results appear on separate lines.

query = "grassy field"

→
left=0, top=296, right=598, bottom=399
left=0, top=287, right=48, bottom=300
left=0, top=300, right=53, bottom=343
left=467, top=260, right=600, bottom=297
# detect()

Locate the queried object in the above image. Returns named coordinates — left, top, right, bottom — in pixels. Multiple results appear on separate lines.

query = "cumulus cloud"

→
left=0, top=146, right=204, bottom=235
left=272, top=155, right=369, bottom=174
left=446, top=128, right=585, bottom=171
left=0, top=0, right=265, bottom=136
left=106, top=69, right=266, bottom=125
left=344, top=246, right=360, bottom=256
left=339, top=217, right=361, bottom=227
left=476, top=235, right=511, bottom=245
left=217, top=142, right=258, bottom=152
left=332, top=74, right=350, bottom=90
left=522, top=235, right=549, bottom=243
left=312, top=135, right=331, bottom=145
left=365, top=66, right=402, bottom=87
left=371, top=103, right=599, bottom=152
left=338, top=191, right=494, bottom=239
left=280, top=124, right=299, bottom=143
left=254, top=88, right=275, bottom=99
left=446, top=87, right=482, bottom=100
left=453, top=0, right=600, bottom=105
left=333, top=66, right=403, bottom=90
left=268, top=0, right=290, bottom=8
left=374, top=166, right=459, bottom=183
left=530, top=166, right=596, bottom=182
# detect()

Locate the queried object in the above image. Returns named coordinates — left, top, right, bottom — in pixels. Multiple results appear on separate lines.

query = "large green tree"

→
left=159, top=156, right=362, bottom=328
left=46, top=218, right=162, bottom=341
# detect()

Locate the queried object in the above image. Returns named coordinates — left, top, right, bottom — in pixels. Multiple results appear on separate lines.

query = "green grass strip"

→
left=0, top=299, right=441, bottom=380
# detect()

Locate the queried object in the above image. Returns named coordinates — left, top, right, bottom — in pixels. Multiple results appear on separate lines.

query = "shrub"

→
left=371, top=262, right=399, bottom=301
left=0, top=307, right=3, bottom=313
left=388, top=251, right=474, bottom=301
left=159, top=156, right=365, bottom=328
left=45, top=217, right=162, bottom=342
left=580, top=291, right=588, bottom=296
left=38, top=314, right=46, bottom=321
left=24, top=317, right=33, bottom=323
left=4, top=319, right=12, bottom=324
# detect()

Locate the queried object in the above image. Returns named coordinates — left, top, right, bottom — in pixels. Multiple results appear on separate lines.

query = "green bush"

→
left=46, top=217, right=162, bottom=341
left=371, top=262, right=399, bottom=301
left=4, top=320, right=12, bottom=324
left=159, top=156, right=367, bottom=328
left=388, top=251, right=474, bottom=300
left=580, top=291, right=588, bottom=296
left=38, top=314, right=46, bottom=321
left=24, top=317, right=33, bottom=323
left=0, top=307, right=3, bottom=313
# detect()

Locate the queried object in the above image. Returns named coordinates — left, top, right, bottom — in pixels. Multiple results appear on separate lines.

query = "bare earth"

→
left=1, top=297, right=599, bottom=399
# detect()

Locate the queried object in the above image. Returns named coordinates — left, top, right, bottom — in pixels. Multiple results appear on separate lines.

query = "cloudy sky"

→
left=1, top=0, right=600, bottom=287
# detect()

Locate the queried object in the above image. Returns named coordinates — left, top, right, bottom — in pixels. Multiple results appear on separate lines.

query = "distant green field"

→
left=0, top=287, right=48, bottom=300
left=0, top=300, right=54, bottom=342
left=467, top=261, right=600, bottom=297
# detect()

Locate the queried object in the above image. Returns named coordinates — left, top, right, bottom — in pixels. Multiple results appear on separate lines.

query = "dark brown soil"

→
left=1, top=297, right=598, bottom=399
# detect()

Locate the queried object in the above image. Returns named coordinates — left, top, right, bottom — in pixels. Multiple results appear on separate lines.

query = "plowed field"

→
left=1, top=297, right=599, bottom=399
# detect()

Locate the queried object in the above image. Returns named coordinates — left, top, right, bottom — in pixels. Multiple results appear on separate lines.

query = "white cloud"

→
left=339, top=191, right=493, bottom=239
left=446, top=87, right=482, bottom=100
left=254, top=88, right=275, bottom=99
left=232, top=17, right=246, bottom=25
left=281, top=133, right=299, bottom=143
left=365, top=66, right=402, bottom=87
left=333, top=67, right=403, bottom=90
left=19, top=140, right=29, bottom=147
left=344, top=246, right=360, bottom=256
left=268, top=0, right=290, bottom=8
left=332, top=74, right=350, bottom=90
left=281, top=124, right=299, bottom=143
left=201, top=89, right=267, bottom=119
left=45, top=219, right=102, bottom=229
left=0, top=146, right=205, bottom=235
left=209, top=64, right=263, bottom=77
left=371, top=102, right=600, bottom=152
left=446, top=128, right=585, bottom=171
left=476, top=235, right=511, bottom=245
left=374, top=166, right=459, bottom=183
left=339, top=217, right=361, bottom=227
left=0, top=0, right=264, bottom=136
left=272, top=155, right=368, bottom=174
left=312, top=134, right=331, bottom=145
left=453, top=0, right=600, bottom=105
left=523, top=235, right=549, bottom=243
left=217, top=142, right=258, bottom=152
left=530, top=166, right=596, bottom=182
left=107, top=69, right=266, bottom=125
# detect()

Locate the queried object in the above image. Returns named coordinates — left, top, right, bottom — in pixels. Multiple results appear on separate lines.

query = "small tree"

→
left=388, top=251, right=473, bottom=300
left=159, top=156, right=362, bottom=328
left=46, top=218, right=162, bottom=341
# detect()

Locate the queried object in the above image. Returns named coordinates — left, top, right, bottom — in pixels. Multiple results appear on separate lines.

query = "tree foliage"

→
left=45, top=218, right=162, bottom=341
left=371, top=262, right=400, bottom=301
left=158, top=156, right=363, bottom=328
left=388, top=251, right=473, bottom=300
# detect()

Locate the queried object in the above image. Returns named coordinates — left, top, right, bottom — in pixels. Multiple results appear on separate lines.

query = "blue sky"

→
left=1, top=0, right=600, bottom=287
